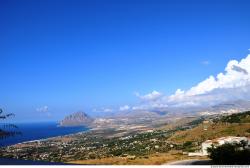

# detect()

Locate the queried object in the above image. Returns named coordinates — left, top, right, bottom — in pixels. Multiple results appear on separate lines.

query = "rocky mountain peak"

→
left=59, top=111, right=94, bottom=127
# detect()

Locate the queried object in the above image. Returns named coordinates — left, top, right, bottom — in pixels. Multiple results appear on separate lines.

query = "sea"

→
left=0, top=122, right=89, bottom=147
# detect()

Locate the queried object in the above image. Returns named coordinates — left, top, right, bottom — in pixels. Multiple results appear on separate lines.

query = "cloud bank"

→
left=133, top=54, right=250, bottom=109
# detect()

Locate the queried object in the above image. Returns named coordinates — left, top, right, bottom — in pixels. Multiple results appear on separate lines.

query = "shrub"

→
left=207, top=141, right=250, bottom=165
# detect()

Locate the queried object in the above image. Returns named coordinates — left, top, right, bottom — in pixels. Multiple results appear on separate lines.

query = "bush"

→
left=183, top=141, right=192, bottom=147
left=207, top=141, right=250, bottom=165
left=182, top=141, right=194, bottom=152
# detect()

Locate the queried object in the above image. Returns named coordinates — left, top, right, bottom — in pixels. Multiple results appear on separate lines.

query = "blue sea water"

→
left=0, top=122, right=89, bottom=147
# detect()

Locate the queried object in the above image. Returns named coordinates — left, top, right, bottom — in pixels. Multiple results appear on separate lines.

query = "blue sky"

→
left=1, top=0, right=250, bottom=122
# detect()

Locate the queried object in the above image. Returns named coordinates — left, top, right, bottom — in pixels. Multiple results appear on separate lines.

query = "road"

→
left=165, top=159, right=212, bottom=165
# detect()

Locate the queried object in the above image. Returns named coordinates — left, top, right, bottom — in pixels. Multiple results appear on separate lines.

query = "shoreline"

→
left=3, top=125, right=91, bottom=148
left=12, top=130, right=91, bottom=147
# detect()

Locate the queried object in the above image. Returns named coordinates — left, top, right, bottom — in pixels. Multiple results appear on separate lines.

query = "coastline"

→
left=10, top=128, right=91, bottom=147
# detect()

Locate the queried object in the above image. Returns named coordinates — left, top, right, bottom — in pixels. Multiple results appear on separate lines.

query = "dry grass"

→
left=68, top=152, right=207, bottom=165
left=160, top=117, right=198, bottom=130
left=168, top=123, right=250, bottom=143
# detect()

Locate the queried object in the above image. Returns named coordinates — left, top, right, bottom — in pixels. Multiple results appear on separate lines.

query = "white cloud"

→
left=36, top=106, right=49, bottom=113
left=102, top=108, right=113, bottom=113
left=119, top=105, right=130, bottom=111
left=135, top=90, right=163, bottom=101
left=131, top=102, right=169, bottom=111
left=201, top=60, right=210, bottom=65
left=169, top=54, right=250, bottom=106
left=92, top=107, right=113, bottom=113
left=36, top=106, right=51, bottom=117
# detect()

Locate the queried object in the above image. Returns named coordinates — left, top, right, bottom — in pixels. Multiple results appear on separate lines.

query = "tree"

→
left=0, top=108, right=21, bottom=140
left=207, top=141, right=250, bottom=165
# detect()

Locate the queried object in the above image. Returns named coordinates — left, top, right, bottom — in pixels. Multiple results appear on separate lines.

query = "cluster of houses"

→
left=188, top=136, right=250, bottom=156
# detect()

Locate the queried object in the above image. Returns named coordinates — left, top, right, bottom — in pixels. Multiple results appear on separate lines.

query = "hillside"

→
left=168, top=111, right=250, bottom=143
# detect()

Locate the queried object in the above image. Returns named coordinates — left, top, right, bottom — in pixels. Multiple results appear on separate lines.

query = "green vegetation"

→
left=182, top=141, right=197, bottom=152
left=107, top=130, right=178, bottom=157
left=173, top=117, right=205, bottom=132
left=207, top=141, right=250, bottom=165
left=215, top=111, right=250, bottom=123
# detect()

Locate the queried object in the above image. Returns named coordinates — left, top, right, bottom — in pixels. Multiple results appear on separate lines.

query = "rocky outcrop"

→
left=59, top=112, right=94, bottom=127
